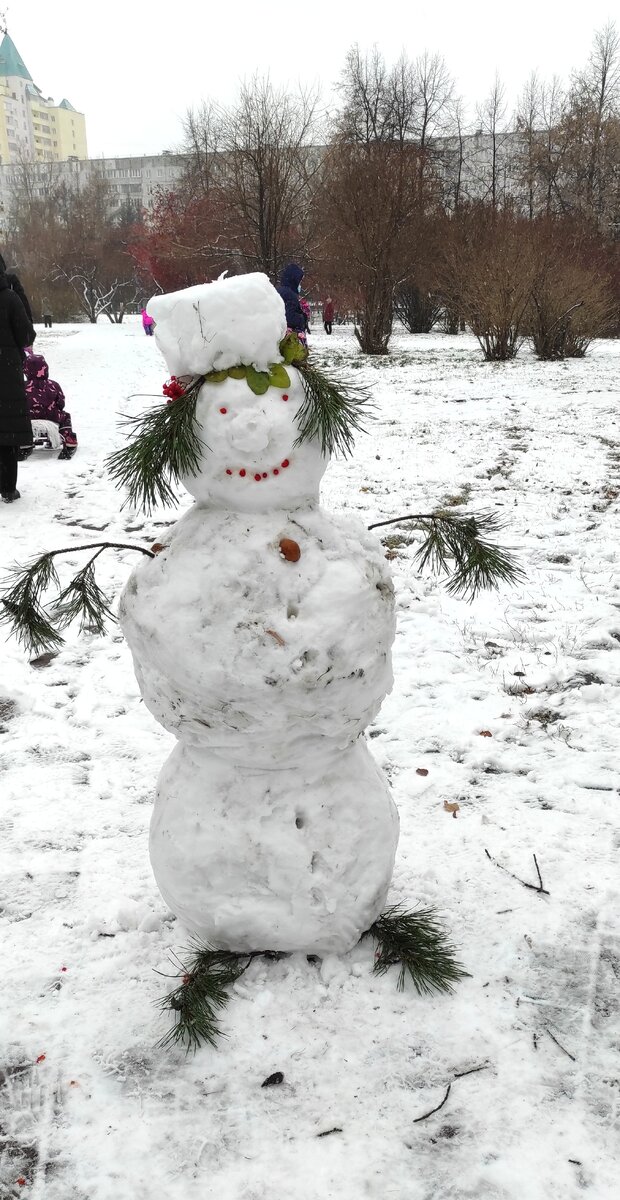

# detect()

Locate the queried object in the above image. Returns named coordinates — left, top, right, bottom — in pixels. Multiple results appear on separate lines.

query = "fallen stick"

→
left=484, top=849, right=550, bottom=896
left=413, top=1063, right=490, bottom=1123
left=413, top=1083, right=452, bottom=1123
left=546, top=1029, right=576, bottom=1062
left=453, top=1063, right=490, bottom=1080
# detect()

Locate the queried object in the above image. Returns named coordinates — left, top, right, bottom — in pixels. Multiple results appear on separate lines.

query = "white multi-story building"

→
left=0, top=128, right=534, bottom=239
left=0, top=152, right=186, bottom=234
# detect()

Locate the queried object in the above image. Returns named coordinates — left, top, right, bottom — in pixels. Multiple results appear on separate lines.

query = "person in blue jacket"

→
left=277, top=263, right=307, bottom=340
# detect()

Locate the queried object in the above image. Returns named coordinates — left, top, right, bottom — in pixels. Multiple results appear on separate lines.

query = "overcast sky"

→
left=11, top=0, right=618, bottom=158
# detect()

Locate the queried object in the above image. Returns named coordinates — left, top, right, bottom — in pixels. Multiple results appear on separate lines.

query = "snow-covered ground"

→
left=1, top=319, right=619, bottom=1199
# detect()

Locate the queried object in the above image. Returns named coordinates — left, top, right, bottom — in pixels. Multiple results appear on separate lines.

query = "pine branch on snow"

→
left=157, top=944, right=252, bottom=1053
left=369, top=904, right=469, bottom=995
left=158, top=908, right=469, bottom=1052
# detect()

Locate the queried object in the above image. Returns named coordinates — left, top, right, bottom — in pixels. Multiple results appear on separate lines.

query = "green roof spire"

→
left=0, top=33, right=32, bottom=81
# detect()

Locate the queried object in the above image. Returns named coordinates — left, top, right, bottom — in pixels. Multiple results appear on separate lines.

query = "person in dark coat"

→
left=0, top=253, right=34, bottom=325
left=322, top=296, right=335, bottom=335
left=276, top=263, right=307, bottom=338
left=24, top=352, right=78, bottom=459
left=0, top=269, right=37, bottom=502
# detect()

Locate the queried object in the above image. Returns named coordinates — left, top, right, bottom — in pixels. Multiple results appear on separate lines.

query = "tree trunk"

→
left=354, top=276, right=393, bottom=354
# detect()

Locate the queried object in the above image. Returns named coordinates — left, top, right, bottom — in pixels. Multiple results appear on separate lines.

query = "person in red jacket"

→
left=322, top=296, right=335, bottom=335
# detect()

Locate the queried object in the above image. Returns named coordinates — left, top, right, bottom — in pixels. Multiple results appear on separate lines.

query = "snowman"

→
left=118, top=272, right=399, bottom=955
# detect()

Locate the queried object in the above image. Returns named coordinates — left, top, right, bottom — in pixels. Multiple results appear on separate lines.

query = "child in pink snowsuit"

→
left=142, top=308, right=155, bottom=336
left=23, top=353, right=78, bottom=459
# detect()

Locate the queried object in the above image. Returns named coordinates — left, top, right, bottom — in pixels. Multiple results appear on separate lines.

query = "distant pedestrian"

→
left=323, top=296, right=334, bottom=335
left=0, top=266, right=37, bottom=502
left=42, top=301, right=53, bottom=329
left=142, top=307, right=155, bottom=336
left=276, top=264, right=307, bottom=345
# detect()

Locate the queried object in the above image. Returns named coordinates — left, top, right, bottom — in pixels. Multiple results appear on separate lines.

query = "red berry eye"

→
left=225, top=469, right=232, bottom=475
left=254, top=474, right=262, bottom=481
left=262, top=472, right=268, bottom=478
left=219, top=407, right=227, bottom=414
left=239, top=469, right=246, bottom=477
left=281, top=459, right=290, bottom=468
left=282, top=394, right=289, bottom=401
left=273, top=468, right=279, bottom=475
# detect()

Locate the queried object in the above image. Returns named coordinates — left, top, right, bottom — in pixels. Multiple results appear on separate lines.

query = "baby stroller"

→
left=19, top=353, right=78, bottom=461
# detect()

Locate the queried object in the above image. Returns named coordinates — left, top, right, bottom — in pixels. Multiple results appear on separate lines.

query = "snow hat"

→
left=24, top=353, right=49, bottom=381
left=147, top=272, right=287, bottom=378
left=280, top=263, right=304, bottom=291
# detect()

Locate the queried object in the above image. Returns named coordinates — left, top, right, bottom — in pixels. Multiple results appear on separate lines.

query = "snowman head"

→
left=183, top=370, right=328, bottom=512
left=148, top=273, right=328, bottom=512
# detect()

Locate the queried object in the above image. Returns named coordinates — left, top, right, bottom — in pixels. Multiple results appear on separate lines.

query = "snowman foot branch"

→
left=368, top=510, right=524, bottom=600
left=367, top=904, right=470, bottom=994
left=156, top=943, right=256, bottom=1053
left=0, top=543, right=154, bottom=657
left=160, top=907, right=469, bottom=1053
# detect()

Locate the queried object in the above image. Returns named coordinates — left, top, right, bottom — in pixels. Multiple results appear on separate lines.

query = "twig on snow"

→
left=316, top=1127, right=343, bottom=1138
left=368, top=512, right=433, bottom=531
left=413, top=1060, right=490, bottom=1123
left=453, top=1063, right=490, bottom=1080
left=546, top=1029, right=576, bottom=1062
left=533, top=854, right=545, bottom=892
left=413, top=1083, right=452, bottom=1123
left=484, top=849, right=550, bottom=896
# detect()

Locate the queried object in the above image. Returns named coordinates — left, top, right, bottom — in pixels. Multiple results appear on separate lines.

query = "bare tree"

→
left=442, top=96, right=468, bottom=210
left=182, top=101, right=223, bottom=197
left=337, top=45, right=453, bottom=154
left=516, top=72, right=543, bottom=218
left=322, top=140, right=429, bottom=353
left=414, top=51, right=454, bottom=152
left=218, top=76, right=320, bottom=279
left=537, top=78, right=569, bottom=216
left=337, top=44, right=398, bottom=144
left=477, top=73, right=510, bottom=209
left=575, top=21, right=620, bottom=217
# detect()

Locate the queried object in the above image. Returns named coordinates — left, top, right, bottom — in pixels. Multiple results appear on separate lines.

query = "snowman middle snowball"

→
left=119, top=273, right=399, bottom=954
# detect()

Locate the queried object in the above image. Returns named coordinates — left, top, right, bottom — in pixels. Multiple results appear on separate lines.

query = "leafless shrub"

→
left=441, top=207, right=537, bottom=360
left=321, top=141, right=430, bottom=354
left=394, top=284, right=442, bottom=333
left=526, top=219, right=617, bottom=357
